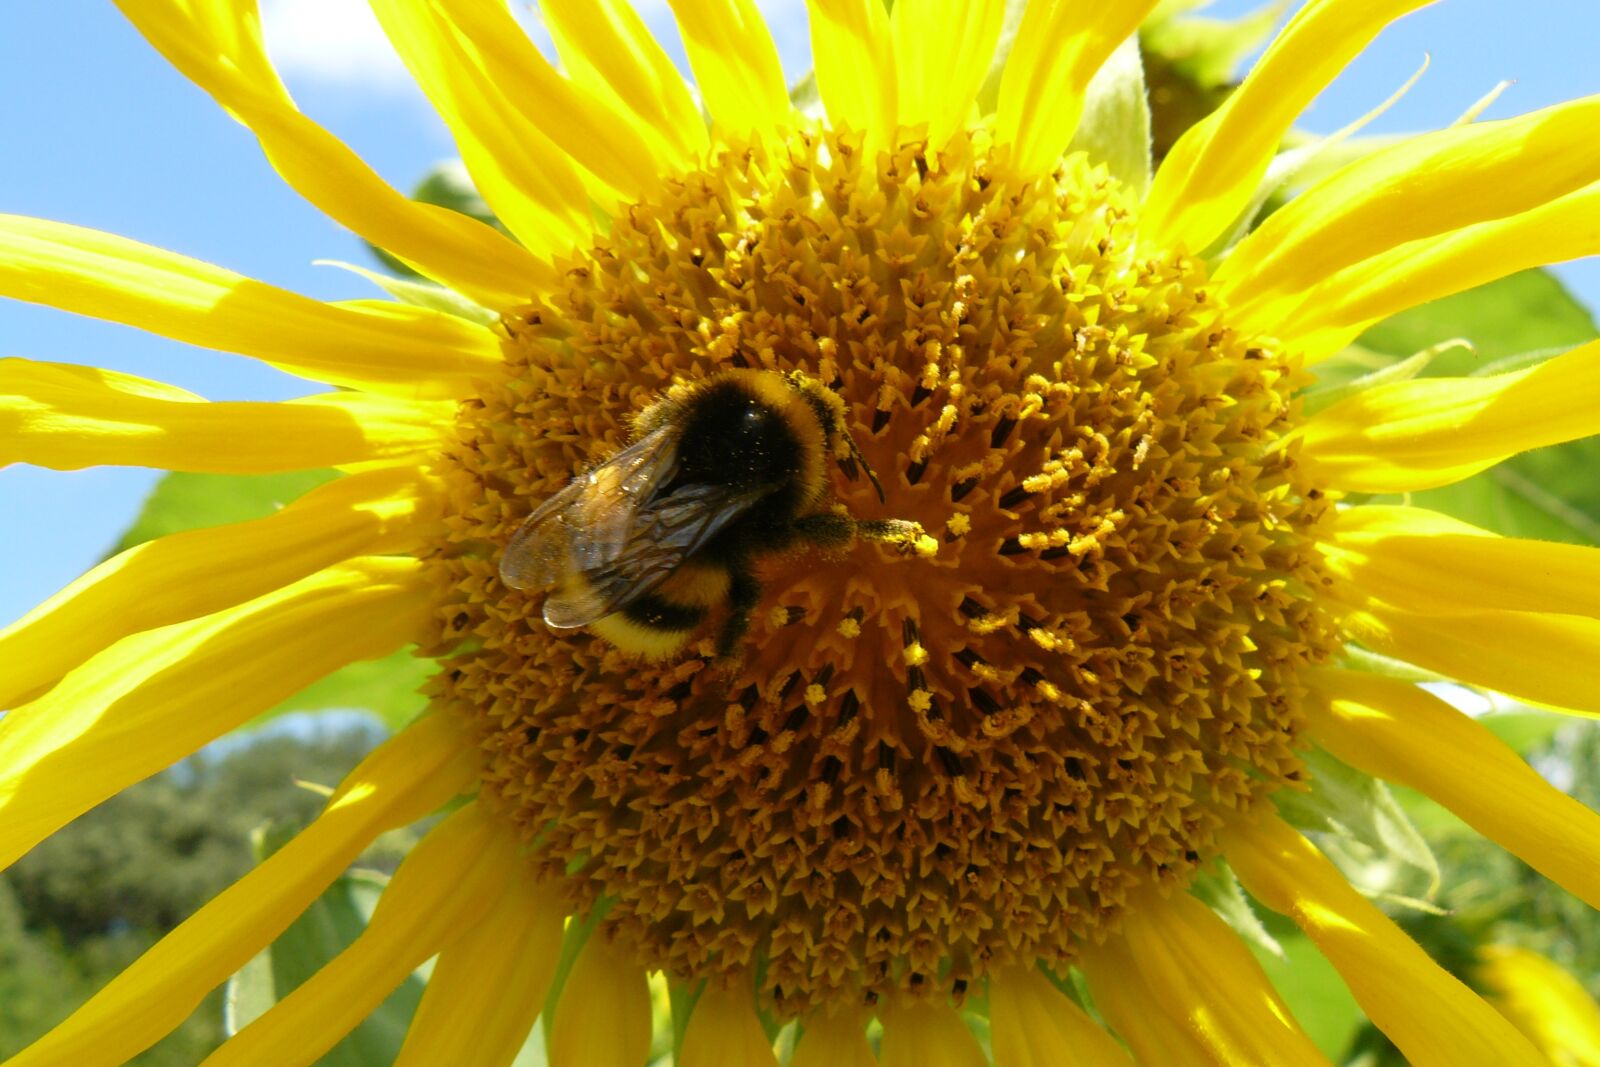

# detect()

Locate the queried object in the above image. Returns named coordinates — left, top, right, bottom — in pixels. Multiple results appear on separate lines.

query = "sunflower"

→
left=4, top=0, right=1600, bottom=1063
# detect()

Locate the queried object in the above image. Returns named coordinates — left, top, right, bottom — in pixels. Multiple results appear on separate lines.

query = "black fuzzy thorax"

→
left=668, top=380, right=810, bottom=556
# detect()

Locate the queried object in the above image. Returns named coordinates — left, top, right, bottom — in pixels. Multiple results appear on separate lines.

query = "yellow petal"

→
left=1341, top=602, right=1600, bottom=717
left=111, top=0, right=548, bottom=306
left=1324, top=505, right=1600, bottom=617
left=878, top=999, right=987, bottom=1067
left=788, top=1009, right=876, bottom=1067
left=994, top=0, right=1160, bottom=178
left=540, top=0, right=709, bottom=165
left=1298, top=339, right=1600, bottom=492
left=668, top=0, right=791, bottom=142
left=369, top=0, right=596, bottom=258
left=415, top=0, right=673, bottom=194
left=0, top=359, right=452, bottom=472
left=1141, top=0, right=1435, bottom=253
left=1080, top=891, right=1329, bottom=1066
left=1263, top=182, right=1600, bottom=362
left=0, top=465, right=438, bottom=710
left=890, top=0, right=1005, bottom=150
left=988, top=967, right=1134, bottom=1067
left=6, top=712, right=478, bottom=1067
left=0, top=557, right=432, bottom=872
left=548, top=936, right=653, bottom=1067
left=1218, top=95, right=1600, bottom=318
left=0, top=216, right=502, bottom=399
left=1225, top=810, right=1546, bottom=1065
left=1308, top=670, right=1600, bottom=910
left=808, top=0, right=896, bottom=145
left=206, top=801, right=517, bottom=1066
left=680, top=981, right=779, bottom=1067
left=394, top=875, right=567, bottom=1067
left=1478, top=945, right=1600, bottom=1067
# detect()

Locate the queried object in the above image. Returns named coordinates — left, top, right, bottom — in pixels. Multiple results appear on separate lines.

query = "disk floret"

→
left=424, top=125, right=1337, bottom=1015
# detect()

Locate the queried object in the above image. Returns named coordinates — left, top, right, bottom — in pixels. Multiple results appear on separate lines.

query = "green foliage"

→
left=1324, top=270, right=1600, bottom=545
left=0, top=725, right=381, bottom=1064
left=114, top=470, right=340, bottom=554
left=1066, top=36, right=1153, bottom=195
left=1275, top=747, right=1441, bottom=907
left=225, top=873, right=424, bottom=1065
left=365, top=161, right=502, bottom=279
left=111, top=470, right=434, bottom=730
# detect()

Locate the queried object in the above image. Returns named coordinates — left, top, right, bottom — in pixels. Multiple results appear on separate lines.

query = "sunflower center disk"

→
left=427, top=128, right=1338, bottom=1015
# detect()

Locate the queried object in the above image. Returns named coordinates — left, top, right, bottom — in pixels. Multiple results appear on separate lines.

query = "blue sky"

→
left=2, top=0, right=1597, bottom=630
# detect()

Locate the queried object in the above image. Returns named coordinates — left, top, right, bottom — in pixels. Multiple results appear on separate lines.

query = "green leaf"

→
left=1067, top=35, right=1153, bottom=195
left=1141, top=1, right=1284, bottom=89
left=1324, top=269, right=1600, bottom=545
left=222, top=872, right=424, bottom=1066
left=315, top=260, right=499, bottom=327
left=1192, top=864, right=1282, bottom=957
left=366, top=161, right=502, bottom=279
left=1358, top=269, right=1597, bottom=369
left=222, top=949, right=275, bottom=1037
left=260, top=645, right=433, bottom=731
left=113, top=470, right=339, bottom=554
left=1275, top=747, right=1440, bottom=905
left=112, top=470, right=434, bottom=730
left=1478, top=707, right=1571, bottom=756
left=1251, top=926, right=1366, bottom=1060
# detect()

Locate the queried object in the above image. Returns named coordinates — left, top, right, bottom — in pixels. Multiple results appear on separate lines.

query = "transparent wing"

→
left=498, top=426, right=683, bottom=594
left=541, top=480, right=773, bottom=629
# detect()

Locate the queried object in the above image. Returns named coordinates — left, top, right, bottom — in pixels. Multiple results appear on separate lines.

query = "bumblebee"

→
left=499, top=369, right=923, bottom=659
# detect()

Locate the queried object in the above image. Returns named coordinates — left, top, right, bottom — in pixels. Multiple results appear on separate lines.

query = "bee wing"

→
left=541, top=480, right=776, bottom=630
left=498, top=426, right=684, bottom=594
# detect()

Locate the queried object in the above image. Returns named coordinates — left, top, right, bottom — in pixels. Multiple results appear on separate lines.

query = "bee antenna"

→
left=844, top=429, right=887, bottom=504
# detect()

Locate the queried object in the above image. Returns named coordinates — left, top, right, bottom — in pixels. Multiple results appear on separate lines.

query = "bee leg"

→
left=790, top=510, right=858, bottom=548
left=793, top=512, right=930, bottom=555
left=716, top=563, right=763, bottom=661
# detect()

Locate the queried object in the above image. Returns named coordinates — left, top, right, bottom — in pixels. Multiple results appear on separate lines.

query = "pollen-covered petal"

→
left=369, top=0, right=598, bottom=258
left=667, top=0, right=791, bottom=141
left=1323, top=506, right=1600, bottom=618
left=1298, top=339, right=1600, bottom=492
left=994, top=0, right=1160, bottom=178
left=1477, top=946, right=1600, bottom=1063
left=1225, top=812, right=1547, bottom=1065
left=878, top=1000, right=987, bottom=1067
left=0, top=558, right=433, bottom=872
left=988, top=967, right=1134, bottom=1067
left=547, top=937, right=653, bottom=1067
left=0, top=466, right=439, bottom=711
left=1261, top=182, right=1600, bottom=362
left=1341, top=603, right=1600, bottom=717
left=111, top=0, right=549, bottom=306
left=807, top=0, right=896, bottom=144
left=889, top=0, right=1004, bottom=150
left=788, top=1010, right=875, bottom=1067
left=0, top=359, right=453, bottom=472
left=393, top=875, right=566, bottom=1067
left=1080, top=890, right=1329, bottom=1066
left=679, top=982, right=779, bottom=1066
left=0, top=217, right=502, bottom=399
left=1141, top=0, right=1434, bottom=253
left=540, top=0, right=709, bottom=164
left=1308, top=670, right=1600, bottom=910
left=205, top=801, right=517, bottom=1067
left=1217, top=96, right=1600, bottom=316
left=3, top=713, right=479, bottom=1067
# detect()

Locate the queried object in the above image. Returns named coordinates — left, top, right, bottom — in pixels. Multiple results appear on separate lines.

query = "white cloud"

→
left=259, top=0, right=416, bottom=91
